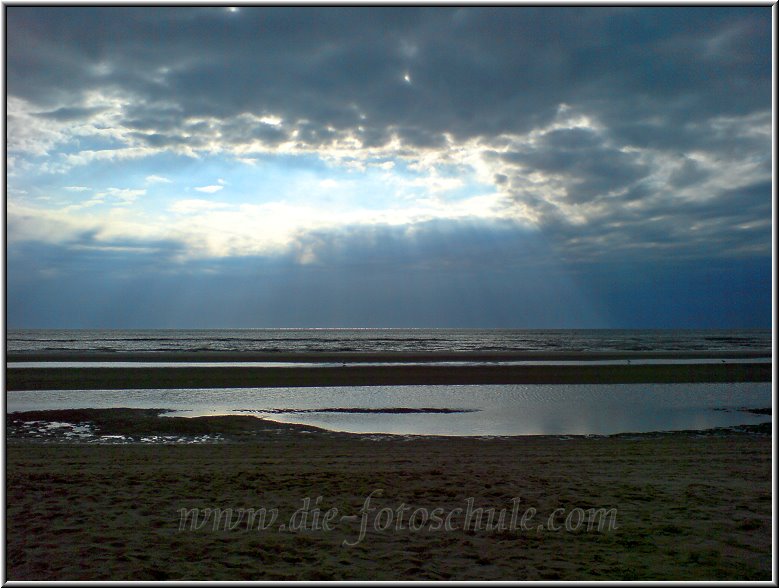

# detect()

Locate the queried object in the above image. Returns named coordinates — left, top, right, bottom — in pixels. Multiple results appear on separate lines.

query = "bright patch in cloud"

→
left=194, top=185, right=224, bottom=194
left=146, top=175, right=172, bottom=184
left=169, top=199, right=230, bottom=214
left=96, top=187, right=146, bottom=204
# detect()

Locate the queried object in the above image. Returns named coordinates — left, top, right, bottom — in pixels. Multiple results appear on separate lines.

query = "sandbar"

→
left=5, top=350, right=771, bottom=391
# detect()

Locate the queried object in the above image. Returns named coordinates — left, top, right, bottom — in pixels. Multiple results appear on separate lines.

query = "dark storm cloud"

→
left=128, top=131, right=192, bottom=149
left=497, top=127, right=651, bottom=204
left=7, top=7, right=769, bottom=142
left=216, top=117, right=290, bottom=146
left=668, top=158, right=710, bottom=189
left=8, top=7, right=768, bottom=196
left=529, top=179, right=773, bottom=264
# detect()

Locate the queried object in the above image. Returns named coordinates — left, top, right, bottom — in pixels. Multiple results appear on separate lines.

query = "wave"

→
left=8, top=328, right=771, bottom=355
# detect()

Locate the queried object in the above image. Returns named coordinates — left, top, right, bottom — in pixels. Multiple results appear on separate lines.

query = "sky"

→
left=4, top=6, right=773, bottom=328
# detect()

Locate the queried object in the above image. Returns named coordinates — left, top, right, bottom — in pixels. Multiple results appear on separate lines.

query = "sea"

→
left=5, top=328, right=773, bottom=354
left=6, top=328, right=773, bottom=439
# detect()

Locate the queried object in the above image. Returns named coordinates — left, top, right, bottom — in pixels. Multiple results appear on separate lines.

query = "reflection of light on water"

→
left=7, top=358, right=772, bottom=368
left=6, top=383, right=771, bottom=437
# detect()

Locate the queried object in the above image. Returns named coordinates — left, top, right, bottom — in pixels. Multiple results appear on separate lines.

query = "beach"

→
left=6, top=0, right=772, bottom=579
left=5, top=414, right=772, bottom=580
left=5, top=351, right=772, bottom=580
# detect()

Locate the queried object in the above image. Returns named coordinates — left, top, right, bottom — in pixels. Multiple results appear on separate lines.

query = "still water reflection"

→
left=6, top=383, right=771, bottom=436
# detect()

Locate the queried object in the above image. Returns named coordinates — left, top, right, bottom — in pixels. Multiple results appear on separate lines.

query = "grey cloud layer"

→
left=6, top=6, right=772, bottom=263
left=8, top=8, right=768, bottom=134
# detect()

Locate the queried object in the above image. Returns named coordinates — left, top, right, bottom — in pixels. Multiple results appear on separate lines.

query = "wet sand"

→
left=5, top=409, right=772, bottom=581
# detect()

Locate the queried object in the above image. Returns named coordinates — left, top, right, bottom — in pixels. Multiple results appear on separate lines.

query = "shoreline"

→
left=6, top=407, right=773, bottom=445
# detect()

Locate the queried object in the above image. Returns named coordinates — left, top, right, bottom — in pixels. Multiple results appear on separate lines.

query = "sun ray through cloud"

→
left=4, top=6, right=770, bottom=327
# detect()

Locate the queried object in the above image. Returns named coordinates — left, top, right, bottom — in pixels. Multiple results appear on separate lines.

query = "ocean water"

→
left=6, top=328, right=772, bottom=354
left=7, top=358, right=773, bottom=369
left=6, top=329, right=771, bottom=437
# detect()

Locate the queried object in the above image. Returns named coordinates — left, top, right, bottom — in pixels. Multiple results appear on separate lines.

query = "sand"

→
left=5, top=354, right=772, bottom=580
left=4, top=408, right=773, bottom=581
